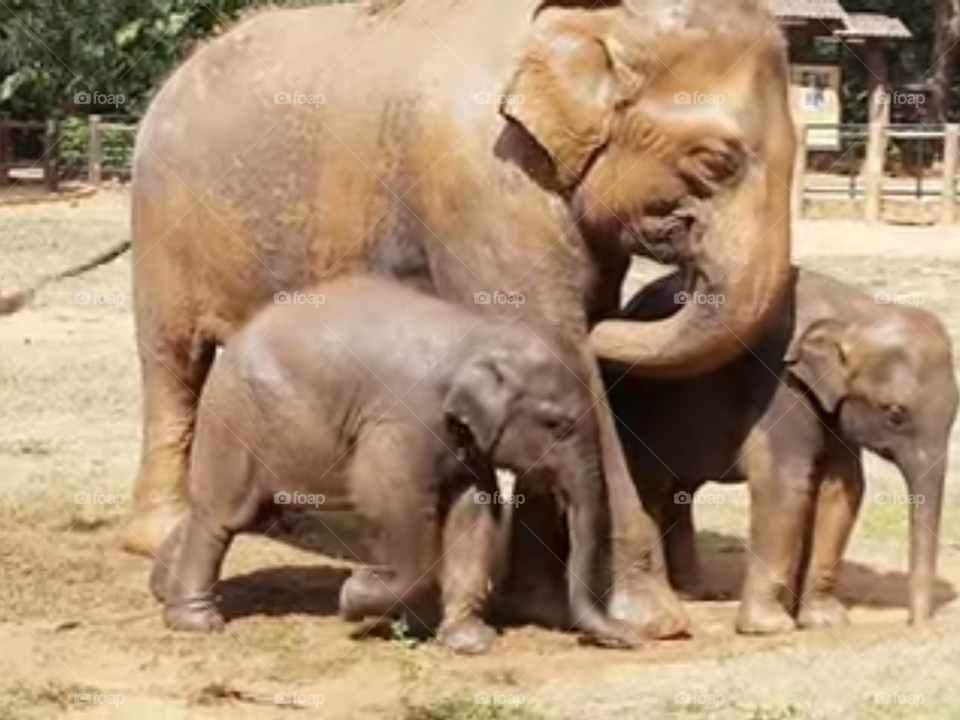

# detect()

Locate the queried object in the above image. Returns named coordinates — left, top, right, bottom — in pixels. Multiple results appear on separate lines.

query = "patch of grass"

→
left=400, top=696, right=543, bottom=720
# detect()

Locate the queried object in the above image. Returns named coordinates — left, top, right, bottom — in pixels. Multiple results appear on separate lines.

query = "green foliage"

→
left=0, top=0, right=343, bottom=120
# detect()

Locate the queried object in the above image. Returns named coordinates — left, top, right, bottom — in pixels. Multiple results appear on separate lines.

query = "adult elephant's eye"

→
left=681, top=140, right=745, bottom=198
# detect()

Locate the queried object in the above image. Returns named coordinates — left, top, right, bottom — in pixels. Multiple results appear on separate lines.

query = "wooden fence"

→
left=0, top=114, right=61, bottom=191
left=0, top=114, right=137, bottom=191
left=796, top=122, right=960, bottom=224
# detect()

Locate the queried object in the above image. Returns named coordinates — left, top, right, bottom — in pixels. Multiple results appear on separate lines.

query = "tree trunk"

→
left=932, top=0, right=960, bottom=122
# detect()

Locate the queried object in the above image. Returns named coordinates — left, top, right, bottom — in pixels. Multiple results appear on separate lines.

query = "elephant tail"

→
left=0, top=238, right=131, bottom=316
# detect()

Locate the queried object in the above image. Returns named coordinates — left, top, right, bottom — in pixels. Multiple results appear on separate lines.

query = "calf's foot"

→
left=574, top=606, right=635, bottom=649
left=736, top=597, right=796, bottom=635
left=796, top=593, right=847, bottom=629
left=340, top=568, right=400, bottom=621
left=610, top=582, right=690, bottom=639
left=164, top=598, right=224, bottom=632
left=439, top=616, right=497, bottom=655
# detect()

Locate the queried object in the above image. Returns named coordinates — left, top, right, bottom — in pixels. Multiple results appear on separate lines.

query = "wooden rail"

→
left=796, top=122, right=960, bottom=223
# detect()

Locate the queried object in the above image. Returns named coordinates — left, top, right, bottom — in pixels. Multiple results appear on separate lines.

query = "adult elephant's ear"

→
left=787, top=319, right=850, bottom=413
left=501, top=27, right=617, bottom=187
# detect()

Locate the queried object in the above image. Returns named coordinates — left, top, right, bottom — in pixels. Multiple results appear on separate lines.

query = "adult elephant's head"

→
left=500, top=0, right=794, bottom=375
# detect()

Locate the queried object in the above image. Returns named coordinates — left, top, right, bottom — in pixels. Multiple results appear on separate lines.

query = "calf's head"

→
left=442, top=338, right=598, bottom=477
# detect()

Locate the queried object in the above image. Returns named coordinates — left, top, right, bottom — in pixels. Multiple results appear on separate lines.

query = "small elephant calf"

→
left=151, top=276, right=630, bottom=653
left=606, top=268, right=957, bottom=634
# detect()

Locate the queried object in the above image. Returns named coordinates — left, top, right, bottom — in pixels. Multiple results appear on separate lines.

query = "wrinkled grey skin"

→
left=151, top=276, right=632, bottom=654
left=605, top=268, right=958, bottom=634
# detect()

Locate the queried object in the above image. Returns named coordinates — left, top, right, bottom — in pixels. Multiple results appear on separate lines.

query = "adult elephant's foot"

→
left=610, top=583, right=690, bottom=639
left=163, top=600, right=224, bottom=632
left=438, top=616, right=497, bottom=655
left=736, top=598, right=796, bottom=635
left=796, top=594, right=847, bottom=629
left=122, top=503, right=184, bottom=556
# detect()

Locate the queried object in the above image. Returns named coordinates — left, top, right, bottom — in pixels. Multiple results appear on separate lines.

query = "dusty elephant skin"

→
left=149, top=277, right=633, bottom=653
left=129, top=0, right=795, bottom=639
left=606, top=268, right=959, bottom=634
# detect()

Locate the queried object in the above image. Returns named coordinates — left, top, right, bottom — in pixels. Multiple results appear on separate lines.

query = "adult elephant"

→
left=127, top=0, right=795, bottom=638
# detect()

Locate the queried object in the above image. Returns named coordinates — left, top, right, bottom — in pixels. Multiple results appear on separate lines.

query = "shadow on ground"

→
left=691, top=530, right=956, bottom=612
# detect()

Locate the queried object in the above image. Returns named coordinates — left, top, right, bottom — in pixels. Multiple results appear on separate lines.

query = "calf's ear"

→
left=443, top=355, right=519, bottom=453
left=787, top=319, right=850, bottom=413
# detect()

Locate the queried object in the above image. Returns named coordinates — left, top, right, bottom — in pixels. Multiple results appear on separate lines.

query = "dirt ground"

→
left=3, top=191, right=960, bottom=719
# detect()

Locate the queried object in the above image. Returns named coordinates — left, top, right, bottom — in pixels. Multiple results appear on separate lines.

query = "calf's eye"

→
left=882, top=403, right=910, bottom=429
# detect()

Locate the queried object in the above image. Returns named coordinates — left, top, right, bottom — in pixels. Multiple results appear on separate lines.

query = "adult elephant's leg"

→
left=796, top=439, right=863, bottom=629
left=123, top=271, right=216, bottom=555
left=591, top=363, right=690, bottom=638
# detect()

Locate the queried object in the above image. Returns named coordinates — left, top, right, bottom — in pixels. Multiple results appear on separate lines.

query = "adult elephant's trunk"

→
left=590, top=153, right=792, bottom=376
left=902, top=446, right=947, bottom=623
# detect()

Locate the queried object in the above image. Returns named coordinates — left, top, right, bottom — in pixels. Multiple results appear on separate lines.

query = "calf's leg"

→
left=160, top=509, right=233, bottom=632
left=660, top=484, right=702, bottom=594
left=339, top=432, right=441, bottom=624
left=437, top=483, right=499, bottom=654
left=795, top=439, right=863, bottom=629
left=737, top=430, right=815, bottom=635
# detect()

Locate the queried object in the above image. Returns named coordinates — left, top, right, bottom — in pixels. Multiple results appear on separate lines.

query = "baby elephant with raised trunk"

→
left=151, top=276, right=631, bottom=654
left=606, top=268, right=957, bottom=634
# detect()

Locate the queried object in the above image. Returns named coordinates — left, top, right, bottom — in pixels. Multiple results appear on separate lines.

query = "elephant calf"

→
left=606, top=268, right=957, bottom=634
left=151, top=276, right=631, bottom=653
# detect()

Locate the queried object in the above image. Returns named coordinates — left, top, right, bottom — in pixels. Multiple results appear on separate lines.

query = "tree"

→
left=0, top=0, right=337, bottom=119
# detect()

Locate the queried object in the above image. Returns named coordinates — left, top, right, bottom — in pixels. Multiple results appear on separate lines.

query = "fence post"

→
left=864, top=120, right=885, bottom=223
left=794, top=122, right=807, bottom=218
left=942, top=124, right=959, bottom=225
left=43, top=118, right=58, bottom=192
left=88, top=114, right=102, bottom=187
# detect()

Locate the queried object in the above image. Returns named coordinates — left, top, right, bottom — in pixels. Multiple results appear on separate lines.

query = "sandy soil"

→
left=2, top=191, right=960, bottom=719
